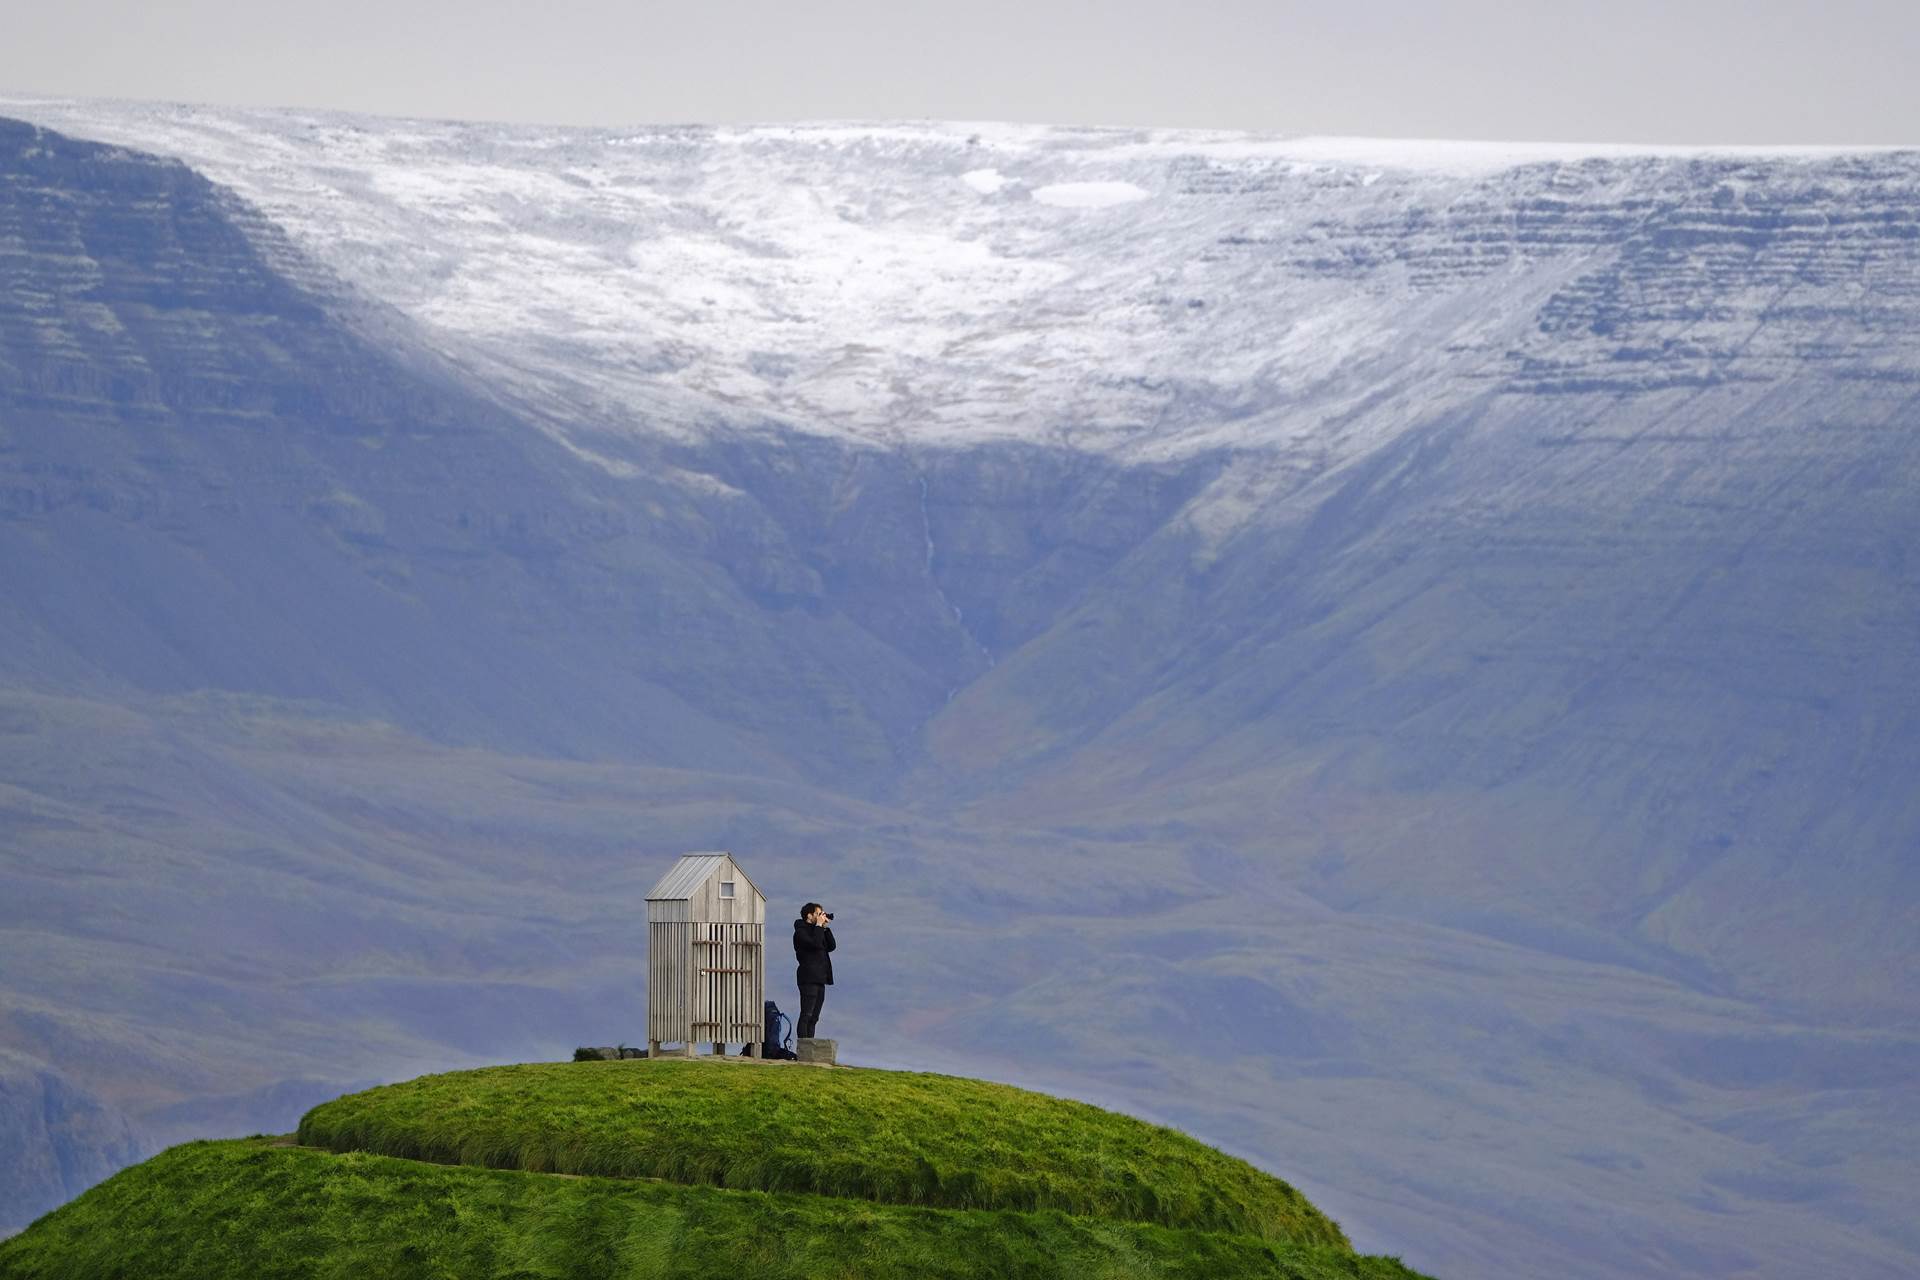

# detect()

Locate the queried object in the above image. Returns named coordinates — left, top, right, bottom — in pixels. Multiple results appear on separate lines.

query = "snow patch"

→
left=962, top=168, right=1007, bottom=194
left=1032, top=181, right=1150, bottom=208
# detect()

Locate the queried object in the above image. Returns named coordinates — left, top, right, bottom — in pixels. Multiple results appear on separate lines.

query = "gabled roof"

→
left=645, top=851, right=763, bottom=902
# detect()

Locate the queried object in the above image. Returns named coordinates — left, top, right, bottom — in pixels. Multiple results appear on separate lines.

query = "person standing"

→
left=793, top=902, right=835, bottom=1039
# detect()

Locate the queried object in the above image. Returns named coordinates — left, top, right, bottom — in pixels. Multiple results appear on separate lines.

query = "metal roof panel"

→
left=645, top=852, right=730, bottom=901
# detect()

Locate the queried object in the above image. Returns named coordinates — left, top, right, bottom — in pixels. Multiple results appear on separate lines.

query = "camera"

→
left=824, top=911, right=834, bottom=920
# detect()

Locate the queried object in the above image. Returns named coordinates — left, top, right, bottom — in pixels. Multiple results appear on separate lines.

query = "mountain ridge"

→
left=11, top=97, right=1916, bottom=466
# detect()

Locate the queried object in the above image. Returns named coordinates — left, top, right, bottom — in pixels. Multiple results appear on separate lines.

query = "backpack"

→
left=761, top=999, right=797, bottom=1059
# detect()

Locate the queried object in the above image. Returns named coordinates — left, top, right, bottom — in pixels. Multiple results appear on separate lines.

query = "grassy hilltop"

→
left=0, top=1059, right=1432, bottom=1279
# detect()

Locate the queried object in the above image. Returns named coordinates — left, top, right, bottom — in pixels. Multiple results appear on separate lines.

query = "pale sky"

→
left=4, top=0, right=1917, bottom=144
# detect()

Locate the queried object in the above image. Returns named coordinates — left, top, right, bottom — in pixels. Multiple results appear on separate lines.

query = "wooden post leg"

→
left=711, top=1041, right=724, bottom=1057
left=648, top=1040, right=660, bottom=1057
left=746, top=1041, right=759, bottom=1059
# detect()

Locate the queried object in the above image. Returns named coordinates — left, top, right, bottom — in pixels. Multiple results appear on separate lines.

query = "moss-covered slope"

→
left=297, top=1060, right=1340, bottom=1245
left=1, top=1059, right=1434, bottom=1279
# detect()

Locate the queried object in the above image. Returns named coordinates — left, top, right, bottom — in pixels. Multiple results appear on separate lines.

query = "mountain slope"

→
left=0, top=115, right=966, bottom=781
left=923, top=373, right=1920, bottom=1018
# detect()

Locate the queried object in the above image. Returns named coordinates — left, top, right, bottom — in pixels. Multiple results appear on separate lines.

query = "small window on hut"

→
left=719, top=880, right=736, bottom=899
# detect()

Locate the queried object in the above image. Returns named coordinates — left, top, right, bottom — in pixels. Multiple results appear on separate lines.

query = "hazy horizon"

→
left=6, top=0, right=1918, bottom=146
left=9, top=88, right=1920, bottom=156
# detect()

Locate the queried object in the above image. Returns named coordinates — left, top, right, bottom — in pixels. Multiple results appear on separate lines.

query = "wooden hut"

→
left=646, top=852, right=767, bottom=1057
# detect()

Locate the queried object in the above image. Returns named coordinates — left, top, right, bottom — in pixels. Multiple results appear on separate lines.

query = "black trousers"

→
left=797, top=983, right=826, bottom=1038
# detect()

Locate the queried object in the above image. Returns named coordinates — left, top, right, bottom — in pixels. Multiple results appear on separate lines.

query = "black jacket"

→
left=793, top=919, right=836, bottom=986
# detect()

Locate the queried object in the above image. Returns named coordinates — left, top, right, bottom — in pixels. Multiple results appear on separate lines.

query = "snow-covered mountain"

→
left=2, top=100, right=1917, bottom=1280
left=9, top=99, right=1913, bottom=463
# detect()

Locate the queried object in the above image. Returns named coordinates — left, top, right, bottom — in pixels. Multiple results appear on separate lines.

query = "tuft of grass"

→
left=0, top=1139, right=1434, bottom=1280
left=295, top=1060, right=1343, bottom=1246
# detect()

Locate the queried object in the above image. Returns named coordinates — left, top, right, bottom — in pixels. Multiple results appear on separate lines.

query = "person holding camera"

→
left=793, top=902, right=836, bottom=1039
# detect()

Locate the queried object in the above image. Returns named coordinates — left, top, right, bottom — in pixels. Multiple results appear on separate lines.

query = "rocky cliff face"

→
left=1, top=105, right=1917, bottom=1280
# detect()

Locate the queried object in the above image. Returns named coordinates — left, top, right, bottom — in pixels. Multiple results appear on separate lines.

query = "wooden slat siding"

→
left=683, top=923, right=693, bottom=1046
left=648, top=920, right=695, bottom=1046
left=644, top=852, right=770, bottom=1052
left=687, top=854, right=750, bottom=926
left=647, top=921, right=663, bottom=1045
left=685, top=926, right=694, bottom=1050
left=688, top=922, right=766, bottom=1044
left=699, top=926, right=715, bottom=1044
left=748, top=921, right=763, bottom=1048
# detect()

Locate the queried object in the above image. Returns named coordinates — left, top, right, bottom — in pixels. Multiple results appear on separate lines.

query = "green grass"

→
left=1, top=1059, right=1437, bottom=1277
left=295, top=1060, right=1341, bottom=1246
left=0, top=1139, right=1431, bottom=1280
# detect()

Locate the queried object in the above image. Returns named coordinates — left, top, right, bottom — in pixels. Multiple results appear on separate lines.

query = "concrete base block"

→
left=796, top=1037, right=837, bottom=1065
